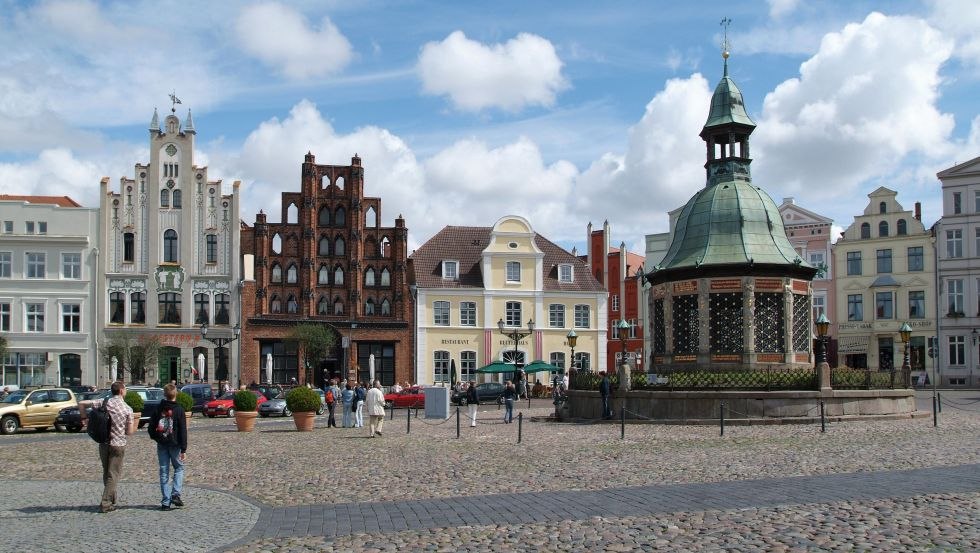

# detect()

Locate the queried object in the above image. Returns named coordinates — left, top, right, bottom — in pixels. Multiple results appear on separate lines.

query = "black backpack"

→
left=87, top=399, right=112, bottom=444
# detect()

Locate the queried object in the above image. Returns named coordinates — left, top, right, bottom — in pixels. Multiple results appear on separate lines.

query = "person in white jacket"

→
left=365, top=380, right=386, bottom=437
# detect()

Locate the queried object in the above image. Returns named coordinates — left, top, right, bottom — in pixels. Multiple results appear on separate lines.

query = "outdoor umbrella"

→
left=110, top=356, right=117, bottom=382
left=369, top=353, right=376, bottom=384
left=197, top=352, right=205, bottom=381
left=450, top=359, right=458, bottom=388
left=265, top=353, right=273, bottom=384
left=522, top=360, right=563, bottom=374
left=475, top=361, right=515, bottom=373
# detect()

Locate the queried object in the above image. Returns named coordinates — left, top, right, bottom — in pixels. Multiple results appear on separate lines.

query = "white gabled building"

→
left=0, top=196, right=100, bottom=388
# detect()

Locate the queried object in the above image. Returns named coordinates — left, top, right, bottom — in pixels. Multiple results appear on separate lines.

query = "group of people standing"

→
left=322, top=379, right=386, bottom=437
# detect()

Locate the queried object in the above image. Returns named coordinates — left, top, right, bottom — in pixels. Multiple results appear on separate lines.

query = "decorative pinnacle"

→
left=720, top=17, right=731, bottom=59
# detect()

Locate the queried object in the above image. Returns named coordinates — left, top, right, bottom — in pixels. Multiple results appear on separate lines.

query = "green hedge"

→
left=233, top=389, right=258, bottom=411
left=285, top=386, right=321, bottom=412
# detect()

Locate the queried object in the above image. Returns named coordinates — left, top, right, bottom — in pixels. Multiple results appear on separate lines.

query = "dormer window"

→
left=442, top=260, right=458, bottom=280
left=506, top=261, right=521, bottom=283
left=558, top=264, right=573, bottom=283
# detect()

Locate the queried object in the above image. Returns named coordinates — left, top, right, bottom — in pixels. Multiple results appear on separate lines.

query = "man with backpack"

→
left=325, top=379, right=341, bottom=428
left=82, top=381, right=133, bottom=513
left=148, top=383, right=188, bottom=511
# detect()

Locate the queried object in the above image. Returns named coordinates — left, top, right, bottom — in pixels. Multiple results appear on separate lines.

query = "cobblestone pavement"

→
left=0, top=403, right=977, bottom=552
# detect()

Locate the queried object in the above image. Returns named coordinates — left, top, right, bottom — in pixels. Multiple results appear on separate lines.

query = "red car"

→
left=384, top=386, right=425, bottom=409
left=204, top=391, right=266, bottom=418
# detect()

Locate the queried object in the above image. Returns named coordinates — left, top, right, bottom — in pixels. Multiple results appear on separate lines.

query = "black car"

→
left=127, top=386, right=165, bottom=428
left=452, top=382, right=506, bottom=406
left=180, top=384, right=215, bottom=413
left=55, top=390, right=110, bottom=432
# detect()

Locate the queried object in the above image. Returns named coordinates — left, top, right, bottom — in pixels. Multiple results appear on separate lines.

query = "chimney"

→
left=914, top=202, right=921, bottom=221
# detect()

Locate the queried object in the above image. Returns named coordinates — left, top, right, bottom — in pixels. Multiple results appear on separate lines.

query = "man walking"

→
left=326, top=379, right=341, bottom=428
left=502, top=380, right=517, bottom=423
left=599, top=371, right=612, bottom=420
left=149, top=383, right=188, bottom=510
left=365, top=380, right=386, bottom=437
left=92, top=381, right=133, bottom=513
left=466, top=381, right=479, bottom=427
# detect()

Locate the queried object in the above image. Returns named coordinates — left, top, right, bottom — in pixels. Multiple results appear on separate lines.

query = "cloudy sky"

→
left=1, top=0, right=978, bottom=257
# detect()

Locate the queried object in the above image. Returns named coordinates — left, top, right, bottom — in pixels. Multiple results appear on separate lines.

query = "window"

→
left=433, top=301, right=450, bottom=326
left=611, top=320, right=621, bottom=339
left=2, top=221, right=10, bottom=233
left=194, top=293, right=209, bottom=324
left=334, top=298, right=343, bottom=315
left=163, top=230, right=178, bottom=262
left=123, top=233, right=135, bottom=263
left=110, top=292, right=125, bottom=324
left=317, top=296, right=329, bottom=315
left=574, top=304, right=590, bottom=328
left=26, top=252, right=45, bottom=278
left=558, top=264, right=573, bottom=283
left=976, top=228, right=980, bottom=257
left=26, top=303, right=44, bottom=332
left=130, top=292, right=145, bottom=324
left=434, top=351, right=450, bottom=383
left=38, top=221, right=46, bottom=234
left=460, top=351, right=476, bottom=381
left=907, top=247, right=923, bottom=271
left=550, top=352, right=565, bottom=370
left=380, top=298, right=391, bottom=315
left=25, top=221, right=34, bottom=234
left=629, top=318, right=638, bottom=339
left=335, top=237, right=345, bottom=256
left=271, top=264, right=282, bottom=283
left=612, top=295, right=619, bottom=312
left=0, top=252, right=10, bottom=278
left=0, top=302, right=8, bottom=331
left=947, top=229, right=963, bottom=258
left=172, top=190, right=182, bottom=209
left=908, top=291, right=925, bottom=319
left=159, top=293, right=181, bottom=324
left=318, top=265, right=329, bottom=285
left=897, top=219, right=907, bottom=235
left=947, top=279, right=964, bottom=315
left=549, top=304, right=565, bottom=327
left=270, top=295, right=282, bottom=314
left=460, top=302, right=476, bottom=326
left=206, top=235, right=217, bottom=263
left=286, top=264, right=297, bottom=284
left=442, top=261, right=458, bottom=280
left=505, top=301, right=522, bottom=326
left=876, top=249, right=892, bottom=274
left=318, top=236, right=330, bottom=256
left=160, top=189, right=170, bottom=208
left=573, top=352, right=591, bottom=371
left=878, top=221, right=888, bottom=237
left=335, top=207, right=346, bottom=226
left=60, top=253, right=81, bottom=279
left=976, top=190, right=980, bottom=213
left=287, top=295, right=298, bottom=313
left=365, top=268, right=375, bottom=286
left=860, top=223, right=870, bottom=239
left=334, top=266, right=344, bottom=285
left=506, top=261, right=521, bottom=283
left=846, top=252, right=861, bottom=276
left=62, top=303, right=80, bottom=332
left=948, top=335, right=965, bottom=365
left=364, top=298, right=375, bottom=315
left=879, top=201, right=887, bottom=214
left=318, top=207, right=330, bottom=226
left=812, top=294, right=826, bottom=320
left=847, top=294, right=863, bottom=321
left=875, top=292, right=893, bottom=319
left=953, top=192, right=962, bottom=214
left=380, top=267, right=390, bottom=286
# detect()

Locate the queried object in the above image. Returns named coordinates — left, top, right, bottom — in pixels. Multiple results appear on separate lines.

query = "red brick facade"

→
left=240, top=153, right=414, bottom=388
left=587, top=222, right=645, bottom=370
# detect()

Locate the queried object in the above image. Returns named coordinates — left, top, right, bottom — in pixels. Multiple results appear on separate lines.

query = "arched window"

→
left=172, top=189, right=182, bottom=209
left=879, top=201, right=887, bottom=214
left=365, top=206, right=377, bottom=227
left=334, top=266, right=344, bottom=285
left=335, top=236, right=345, bottom=256
left=897, top=219, right=907, bottom=236
left=160, top=189, right=170, bottom=208
left=123, top=233, right=135, bottom=263
left=317, top=296, right=329, bottom=315
left=271, top=263, right=282, bottom=283
left=321, top=175, right=330, bottom=190
left=333, top=297, right=344, bottom=315
left=335, top=176, right=344, bottom=190
left=318, top=207, right=330, bottom=226
left=286, top=263, right=297, bottom=283
left=380, top=267, right=391, bottom=286
left=365, top=298, right=375, bottom=315
left=381, top=298, right=391, bottom=315
left=860, top=223, right=871, bottom=239
left=194, top=293, right=209, bottom=324
left=286, top=203, right=298, bottom=224
left=163, top=229, right=178, bottom=262
left=318, top=236, right=330, bottom=256
left=318, top=264, right=329, bottom=285
left=270, top=295, right=281, bottom=314
left=335, top=207, right=346, bottom=226
left=365, top=267, right=375, bottom=286
left=271, top=233, right=282, bottom=255
left=878, top=221, right=889, bottom=237
left=380, top=236, right=391, bottom=257
left=286, top=294, right=298, bottom=313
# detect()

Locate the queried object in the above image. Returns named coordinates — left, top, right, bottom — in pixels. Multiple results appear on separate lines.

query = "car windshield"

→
left=1, top=391, right=28, bottom=403
left=219, top=392, right=235, bottom=400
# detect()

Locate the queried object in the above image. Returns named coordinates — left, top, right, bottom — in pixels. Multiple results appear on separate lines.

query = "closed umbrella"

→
left=110, top=356, right=117, bottom=382
left=265, top=353, right=273, bottom=384
left=450, top=359, right=458, bottom=389
left=369, top=353, right=376, bottom=384
left=197, top=352, right=205, bottom=381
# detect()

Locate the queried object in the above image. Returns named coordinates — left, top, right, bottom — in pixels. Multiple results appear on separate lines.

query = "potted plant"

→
left=124, top=390, right=144, bottom=433
left=285, top=386, right=320, bottom=431
left=233, top=390, right=259, bottom=432
left=176, top=391, right=194, bottom=422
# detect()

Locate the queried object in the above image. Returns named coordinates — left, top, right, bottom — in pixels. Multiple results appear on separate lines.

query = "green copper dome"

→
left=703, top=62, right=756, bottom=130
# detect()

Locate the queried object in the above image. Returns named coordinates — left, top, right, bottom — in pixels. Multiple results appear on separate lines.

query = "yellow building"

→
left=409, top=215, right=607, bottom=385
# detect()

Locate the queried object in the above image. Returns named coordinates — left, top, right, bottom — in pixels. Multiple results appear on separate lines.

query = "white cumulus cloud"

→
left=235, top=2, right=353, bottom=80
left=417, top=31, right=568, bottom=112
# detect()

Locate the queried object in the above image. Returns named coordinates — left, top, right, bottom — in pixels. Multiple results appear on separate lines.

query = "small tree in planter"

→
left=176, top=391, right=194, bottom=421
left=124, top=390, right=144, bottom=433
left=285, top=386, right=320, bottom=431
left=233, top=390, right=259, bottom=431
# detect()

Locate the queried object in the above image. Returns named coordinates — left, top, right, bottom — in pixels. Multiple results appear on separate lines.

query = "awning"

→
left=837, top=335, right=870, bottom=353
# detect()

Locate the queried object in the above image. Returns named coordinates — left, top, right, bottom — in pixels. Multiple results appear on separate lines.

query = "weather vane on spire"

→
left=169, top=91, right=182, bottom=114
left=720, top=17, right=732, bottom=59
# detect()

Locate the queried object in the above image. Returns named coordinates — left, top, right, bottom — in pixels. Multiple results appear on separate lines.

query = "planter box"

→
left=234, top=411, right=258, bottom=432
left=292, top=411, right=316, bottom=431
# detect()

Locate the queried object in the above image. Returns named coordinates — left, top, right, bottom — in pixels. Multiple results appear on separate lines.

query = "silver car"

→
left=257, top=390, right=326, bottom=417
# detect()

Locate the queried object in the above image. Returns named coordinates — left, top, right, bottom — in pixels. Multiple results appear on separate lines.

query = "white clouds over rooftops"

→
left=417, top=31, right=569, bottom=112
left=236, top=2, right=353, bottom=80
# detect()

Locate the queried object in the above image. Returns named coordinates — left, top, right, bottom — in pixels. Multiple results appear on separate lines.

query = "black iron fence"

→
left=831, top=367, right=911, bottom=390
left=572, top=366, right=818, bottom=392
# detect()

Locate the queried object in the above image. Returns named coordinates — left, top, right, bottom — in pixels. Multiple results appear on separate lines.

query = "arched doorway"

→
left=158, top=346, right=181, bottom=384
left=60, top=354, right=81, bottom=387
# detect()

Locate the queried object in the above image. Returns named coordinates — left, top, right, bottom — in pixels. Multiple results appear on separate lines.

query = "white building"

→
left=99, top=106, right=242, bottom=386
left=935, top=156, right=980, bottom=388
left=0, top=196, right=100, bottom=388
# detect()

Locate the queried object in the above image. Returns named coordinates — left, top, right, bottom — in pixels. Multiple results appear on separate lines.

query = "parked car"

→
left=205, top=391, right=266, bottom=418
left=127, top=386, right=165, bottom=428
left=180, top=383, right=215, bottom=413
left=258, top=392, right=291, bottom=417
left=0, top=388, right=77, bottom=434
left=452, top=382, right=506, bottom=406
left=384, top=386, right=426, bottom=409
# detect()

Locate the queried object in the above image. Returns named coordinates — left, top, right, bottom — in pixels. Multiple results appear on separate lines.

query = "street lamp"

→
left=497, top=318, right=535, bottom=370
left=566, top=329, right=577, bottom=389
left=617, top=319, right=631, bottom=368
left=972, top=328, right=978, bottom=346
left=900, top=322, right=912, bottom=387
left=815, top=313, right=831, bottom=389
left=200, top=322, right=241, bottom=384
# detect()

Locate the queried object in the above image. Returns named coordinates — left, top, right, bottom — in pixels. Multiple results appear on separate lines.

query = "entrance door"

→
left=158, top=346, right=181, bottom=384
left=60, top=354, right=81, bottom=387
left=878, top=337, right=894, bottom=371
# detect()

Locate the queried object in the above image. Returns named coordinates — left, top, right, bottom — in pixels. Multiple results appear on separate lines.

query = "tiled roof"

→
left=0, top=195, right=81, bottom=207
left=410, top=226, right=604, bottom=292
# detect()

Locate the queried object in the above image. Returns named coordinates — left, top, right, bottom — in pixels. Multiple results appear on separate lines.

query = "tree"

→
left=289, top=323, right=337, bottom=385
left=0, top=335, right=7, bottom=362
left=100, top=331, right=162, bottom=384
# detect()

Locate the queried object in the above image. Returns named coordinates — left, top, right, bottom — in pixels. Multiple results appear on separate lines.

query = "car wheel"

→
left=283, top=408, right=292, bottom=417
left=68, top=425, right=83, bottom=433
left=459, top=398, right=468, bottom=406
left=228, top=409, right=235, bottom=418
left=497, top=396, right=504, bottom=405
left=54, top=424, right=65, bottom=432
left=0, top=416, right=18, bottom=435
left=384, top=401, right=393, bottom=409
left=206, top=414, right=214, bottom=418
left=260, top=413, right=269, bottom=417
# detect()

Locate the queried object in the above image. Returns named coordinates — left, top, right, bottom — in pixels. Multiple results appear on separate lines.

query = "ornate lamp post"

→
left=899, top=322, right=912, bottom=387
left=200, top=322, right=241, bottom=385
left=617, top=319, right=631, bottom=391
left=566, top=329, right=577, bottom=389
left=497, top=318, right=535, bottom=370
left=815, top=313, right=831, bottom=389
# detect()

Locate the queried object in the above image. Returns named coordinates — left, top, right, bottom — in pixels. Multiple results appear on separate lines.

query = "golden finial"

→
left=720, top=17, right=731, bottom=59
